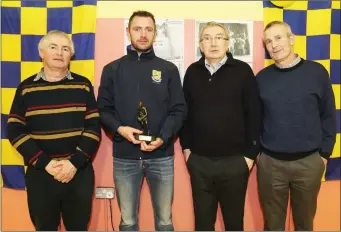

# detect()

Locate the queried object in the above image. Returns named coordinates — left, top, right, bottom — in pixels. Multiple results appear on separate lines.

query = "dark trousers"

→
left=257, top=152, right=325, bottom=231
left=186, top=153, right=250, bottom=231
left=25, top=163, right=94, bottom=231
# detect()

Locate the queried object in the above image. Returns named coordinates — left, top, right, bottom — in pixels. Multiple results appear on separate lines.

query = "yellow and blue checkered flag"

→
left=1, top=0, right=97, bottom=189
left=263, top=0, right=340, bottom=181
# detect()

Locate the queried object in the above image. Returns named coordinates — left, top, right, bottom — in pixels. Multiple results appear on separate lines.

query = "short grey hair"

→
left=264, top=21, right=293, bottom=36
left=199, top=21, right=229, bottom=41
left=38, top=30, right=75, bottom=55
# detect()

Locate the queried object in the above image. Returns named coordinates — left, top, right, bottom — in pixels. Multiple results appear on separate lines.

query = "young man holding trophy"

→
left=97, top=10, right=186, bottom=231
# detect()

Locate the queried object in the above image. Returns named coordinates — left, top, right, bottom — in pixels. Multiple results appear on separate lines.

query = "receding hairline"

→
left=264, top=21, right=293, bottom=35
left=199, top=22, right=229, bottom=41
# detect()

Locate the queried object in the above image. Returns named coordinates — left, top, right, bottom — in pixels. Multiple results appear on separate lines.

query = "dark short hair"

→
left=128, top=10, right=156, bottom=29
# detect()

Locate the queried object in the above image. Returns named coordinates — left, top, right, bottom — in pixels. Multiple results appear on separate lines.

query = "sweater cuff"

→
left=34, top=153, right=52, bottom=170
left=244, top=148, right=259, bottom=160
left=70, top=151, right=89, bottom=169
left=179, top=138, right=190, bottom=151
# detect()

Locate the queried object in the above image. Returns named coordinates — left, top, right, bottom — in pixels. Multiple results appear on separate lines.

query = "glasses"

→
left=200, top=36, right=229, bottom=43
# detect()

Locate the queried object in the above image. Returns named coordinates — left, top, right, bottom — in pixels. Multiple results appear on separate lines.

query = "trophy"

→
left=134, top=102, right=156, bottom=142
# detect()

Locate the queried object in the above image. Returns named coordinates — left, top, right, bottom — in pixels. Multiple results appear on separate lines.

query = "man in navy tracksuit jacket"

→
left=97, top=11, right=186, bottom=231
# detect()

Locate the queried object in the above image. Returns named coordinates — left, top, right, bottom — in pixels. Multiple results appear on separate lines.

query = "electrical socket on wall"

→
left=95, top=187, right=115, bottom=199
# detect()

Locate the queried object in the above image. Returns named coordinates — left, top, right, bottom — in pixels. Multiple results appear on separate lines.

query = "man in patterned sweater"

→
left=7, top=30, right=101, bottom=231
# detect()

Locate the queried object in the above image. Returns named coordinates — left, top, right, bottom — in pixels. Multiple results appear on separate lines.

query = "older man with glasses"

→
left=180, top=21, right=261, bottom=231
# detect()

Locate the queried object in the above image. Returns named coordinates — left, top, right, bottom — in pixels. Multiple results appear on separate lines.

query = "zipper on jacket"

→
left=137, top=55, right=140, bottom=120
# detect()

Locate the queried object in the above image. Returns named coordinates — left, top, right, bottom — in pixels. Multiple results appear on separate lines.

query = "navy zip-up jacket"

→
left=98, top=46, right=187, bottom=159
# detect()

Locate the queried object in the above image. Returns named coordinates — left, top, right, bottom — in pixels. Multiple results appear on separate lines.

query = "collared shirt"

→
left=205, top=55, right=228, bottom=75
left=33, top=68, right=73, bottom=82
left=275, top=54, right=301, bottom=69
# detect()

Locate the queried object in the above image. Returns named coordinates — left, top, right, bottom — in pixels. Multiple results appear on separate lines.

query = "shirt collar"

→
left=204, top=55, right=228, bottom=75
left=275, top=54, right=301, bottom=69
left=34, top=68, right=73, bottom=82
left=205, top=55, right=228, bottom=68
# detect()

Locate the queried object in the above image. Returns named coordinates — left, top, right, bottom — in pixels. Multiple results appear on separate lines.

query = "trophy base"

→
left=134, top=134, right=156, bottom=142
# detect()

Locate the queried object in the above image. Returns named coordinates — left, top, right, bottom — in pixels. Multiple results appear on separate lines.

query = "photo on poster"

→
left=195, top=20, right=253, bottom=62
left=172, top=61, right=185, bottom=82
left=124, top=19, right=185, bottom=81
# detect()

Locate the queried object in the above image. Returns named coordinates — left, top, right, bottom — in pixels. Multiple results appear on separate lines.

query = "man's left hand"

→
left=244, top=156, right=254, bottom=171
left=140, top=138, right=164, bottom=152
left=53, top=160, right=77, bottom=183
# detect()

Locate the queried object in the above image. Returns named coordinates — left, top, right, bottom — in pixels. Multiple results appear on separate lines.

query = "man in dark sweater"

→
left=7, top=30, right=101, bottom=231
left=180, top=22, right=261, bottom=231
left=256, top=21, right=336, bottom=231
left=97, top=11, right=186, bottom=231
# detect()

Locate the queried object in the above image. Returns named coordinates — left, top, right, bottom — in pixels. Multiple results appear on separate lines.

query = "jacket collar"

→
left=126, top=45, right=156, bottom=60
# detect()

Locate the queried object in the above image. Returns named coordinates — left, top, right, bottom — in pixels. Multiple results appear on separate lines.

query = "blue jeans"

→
left=113, top=156, right=174, bottom=231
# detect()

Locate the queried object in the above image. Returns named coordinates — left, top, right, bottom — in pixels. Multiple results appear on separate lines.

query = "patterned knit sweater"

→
left=7, top=72, right=101, bottom=170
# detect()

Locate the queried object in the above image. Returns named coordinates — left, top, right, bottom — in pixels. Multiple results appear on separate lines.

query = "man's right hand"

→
left=183, top=149, right=191, bottom=162
left=117, top=126, right=143, bottom=144
left=45, top=160, right=63, bottom=176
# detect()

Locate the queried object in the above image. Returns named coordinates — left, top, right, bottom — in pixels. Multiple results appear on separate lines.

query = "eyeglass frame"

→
left=200, top=35, right=229, bottom=43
